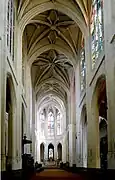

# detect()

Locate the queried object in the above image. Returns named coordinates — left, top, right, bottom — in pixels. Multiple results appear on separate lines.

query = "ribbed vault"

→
left=24, top=9, right=82, bottom=64
left=17, top=0, right=92, bottom=33
left=32, top=49, right=72, bottom=88
left=26, top=9, right=80, bottom=106
left=21, top=0, right=91, bottom=114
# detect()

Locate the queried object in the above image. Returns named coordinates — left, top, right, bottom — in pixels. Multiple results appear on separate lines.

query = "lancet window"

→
left=7, top=0, right=15, bottom=61
left=57, top=112, right=62, bottom=135
left=40, top=112, right=45, bottom=136
left=80, top=47, right=86, bottom=92
left=48, top=111, right=54, bottom=136
left=91, top=0, right=104, bottom=68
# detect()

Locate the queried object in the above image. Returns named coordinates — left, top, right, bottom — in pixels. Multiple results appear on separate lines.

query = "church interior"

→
left=0, top=0, right=115, bottom=179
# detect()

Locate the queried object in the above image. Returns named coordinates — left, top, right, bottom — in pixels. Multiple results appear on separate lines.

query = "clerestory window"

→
left=7, top=0, right=15, bottom=61
left=80, top=47, right=86, bottom=92
left=91, top=0, right=104, bottom=69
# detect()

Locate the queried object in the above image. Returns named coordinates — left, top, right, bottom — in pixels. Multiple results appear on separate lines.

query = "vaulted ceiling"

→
left=24, top=10, right=82, bottom=62
left=20, top=0, right=92, bottom=107
left=17, top=0, right=92, bottom=26
left=33, top=49, right=72, bottom=87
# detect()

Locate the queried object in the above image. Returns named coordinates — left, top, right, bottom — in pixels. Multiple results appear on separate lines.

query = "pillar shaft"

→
left=85, top=30, right=100, bottom=168
left=103, top=0, right=115, bottom=169
left=62, top=134, right=67, bottom=163
left=68, top=124, right=76, bottom=166
left=1, top=0, right=7, bottom=170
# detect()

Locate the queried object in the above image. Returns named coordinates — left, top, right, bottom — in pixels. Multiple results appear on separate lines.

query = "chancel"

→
left=0, top=0, right=115, bottom=180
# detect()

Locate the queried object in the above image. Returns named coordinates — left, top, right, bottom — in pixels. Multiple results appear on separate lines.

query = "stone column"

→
left=85, top=30, right=100, bottom=168
left=32, top=90, right=36, bottom=158
left=44, top=111, right=48, bottom=137
left=25, top=64, right=32, bottom=139
left=62, top=133, right=67, bottom=163
left=103, top=0, right=115, bottom=169
left=15, top=27, right=24, bottom=170
left=34, top=104, right=38, bottom=162
left=0, top=0, right=8, bottom=170
left=44, top=143, right=48, bottom=161
left=38, top=142, right=40, bottom=162
left=54, top=110, right=57, bottom=161
left=1, top=47, right=6, bottom=171
left=68, top=124, right=76, bottom=166
left=54, top=143, right=57, bottom=161
left=68, top=76, right=76, bottom=166
left=0, top=36, right=1, bottom=173
left=75, top=62, right=82, bottom=167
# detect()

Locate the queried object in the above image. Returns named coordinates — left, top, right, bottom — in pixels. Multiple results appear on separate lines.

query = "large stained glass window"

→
left=7, top=0, right=15, bottom=61
left=48, top=111, right=54, bottom=136
left=57, top=112, right=62, bottom=135
left=80, top=48, right=86, bottom=92
left=40, top=112, right=45, bottom=136
left=91, top=0, right=104, bottom=69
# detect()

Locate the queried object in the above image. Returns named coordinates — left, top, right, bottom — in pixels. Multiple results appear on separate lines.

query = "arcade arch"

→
left=5, top=74, right=16, bottom=170
left=48, top=143, right=54, bottom=160
left=91, top=75, right=108, bottom=169
left=57, top=143, right=62, bottom=161
left=40, top=143, right=45, bottom=162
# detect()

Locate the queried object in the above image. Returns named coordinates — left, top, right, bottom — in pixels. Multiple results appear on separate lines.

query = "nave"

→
left=1, top=0, right=115, bottom=179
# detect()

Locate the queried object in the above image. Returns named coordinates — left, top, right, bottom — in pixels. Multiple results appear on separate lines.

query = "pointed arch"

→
left=19, top=1, right=87, bottom=36
left=57, top=143, right=62, bottom=160
left=40, top=143, right=45, bottom=162
left=91, top=74, right=108, bottom=169
left=5, top=73, right=16, bottom=170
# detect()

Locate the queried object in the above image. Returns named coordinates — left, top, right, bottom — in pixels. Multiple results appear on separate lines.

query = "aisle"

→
left=31, top=169, right=85, bottom=180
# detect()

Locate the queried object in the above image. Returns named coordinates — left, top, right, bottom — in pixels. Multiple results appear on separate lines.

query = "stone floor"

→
left=31, top=169, right=85, bottom=180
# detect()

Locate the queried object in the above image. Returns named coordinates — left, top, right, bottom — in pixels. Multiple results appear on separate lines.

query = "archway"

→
left=81, top=105, right=87, bottom=167
left=98, top=78, right=108, bottom=169
left=92, top=75, right=108, bottom=169
left=5, top=76, right=16, bottom=170
left=57, top=143, right=62, bottom=161
left=40, top=143, right=45, bottom=162
left=48, top=143, right=54, bottom=161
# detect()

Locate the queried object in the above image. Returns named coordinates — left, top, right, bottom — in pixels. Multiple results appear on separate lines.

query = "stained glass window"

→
left=40, top=112, right=45, bottom=136
left=80, top=48, right=86, bottom=92
left=7, top=0, right=15, bottom=61
left=91, top=0, right=104, bottom=69
left=57, top=112, right=62, bottom=135
left=48, top=111, right=54, bottom=136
